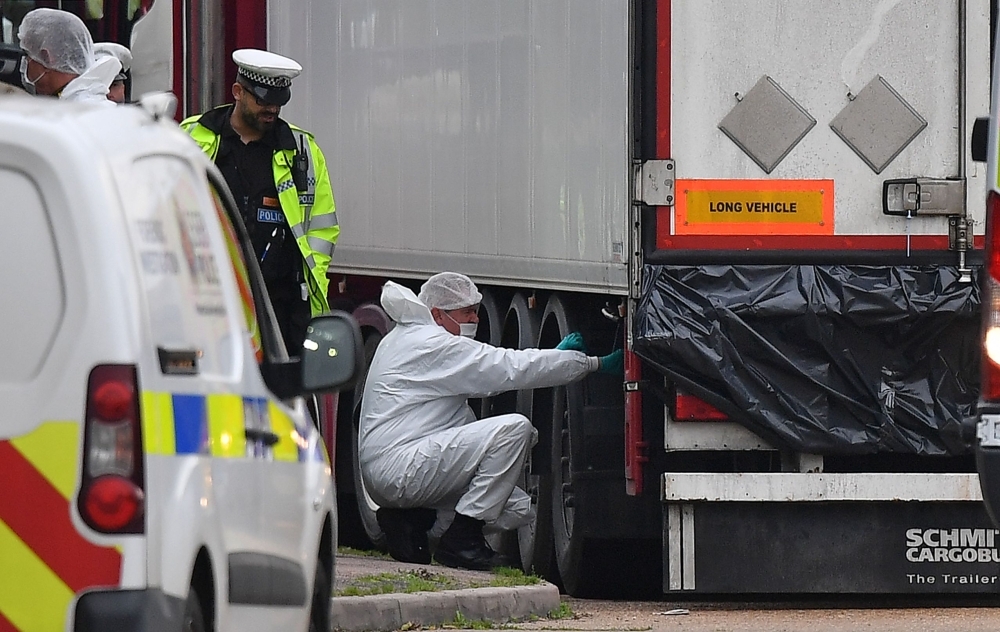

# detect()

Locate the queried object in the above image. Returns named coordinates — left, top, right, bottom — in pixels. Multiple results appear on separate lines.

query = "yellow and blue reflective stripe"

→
left=268, top=401, right=299, bottom=462
left=140, top=392, right=320, bottom=462
left=142, top=391, right=176, bottom=456
left=173, top=394, right=209, bottom=454
left=208, top=394, right=246, bottom=458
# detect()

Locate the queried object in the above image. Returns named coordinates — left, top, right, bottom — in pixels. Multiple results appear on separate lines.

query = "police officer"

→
left=181, top=49, right=339, bottom=356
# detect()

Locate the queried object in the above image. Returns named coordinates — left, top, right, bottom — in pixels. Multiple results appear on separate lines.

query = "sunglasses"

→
left=238, top=80, right=289, bottom=107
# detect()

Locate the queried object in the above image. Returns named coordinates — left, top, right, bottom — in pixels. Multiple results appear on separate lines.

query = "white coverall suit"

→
left=359, top=282, right=599, bottom=531
left=59, top=55, right=120, bottom=105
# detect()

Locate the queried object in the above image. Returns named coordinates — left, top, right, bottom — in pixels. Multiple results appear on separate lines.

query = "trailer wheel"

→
left=469, top=287, right=504, bottom=419
left=351, top=332, right=386, bottom=549
left=553, top=378, right=614, bottom=597
left=495, top=292, right=555, bottom=579
left=351, top=416, right=385, bottom=548
left=544, top=293, right=609, bottom=596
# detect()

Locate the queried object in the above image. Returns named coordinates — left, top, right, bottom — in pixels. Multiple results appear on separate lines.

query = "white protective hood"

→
left=358, top=281, right=596, bottom=465
left=60, top=56, right=120, bottom=105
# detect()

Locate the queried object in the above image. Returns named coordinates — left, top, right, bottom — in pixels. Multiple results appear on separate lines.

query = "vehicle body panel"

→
left=669, top=0, right=990, bottom=241
left=271, top=0, right=631, bottom=293
left=0, top=98, right=333, bottom=631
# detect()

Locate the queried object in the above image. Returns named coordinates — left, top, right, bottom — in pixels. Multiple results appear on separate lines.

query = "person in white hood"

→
left=359, top=273, right=623, bottom=570
left=94, top=42, right=132, bottom=103
left=17, top=8, right=118, bottom=105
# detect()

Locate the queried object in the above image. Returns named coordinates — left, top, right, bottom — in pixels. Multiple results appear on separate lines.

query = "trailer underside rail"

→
left=662, top=472, right=983, bottom=502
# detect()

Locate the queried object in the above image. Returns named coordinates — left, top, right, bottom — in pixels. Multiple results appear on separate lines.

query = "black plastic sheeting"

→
left=634, top=265, right=981, bottom=455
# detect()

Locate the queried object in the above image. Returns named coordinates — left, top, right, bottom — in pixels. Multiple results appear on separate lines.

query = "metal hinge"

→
left=882, top=177, right=966, bottom=217
left=949, top=216, right=974, bottom=252
left=634, top=159, right=675, bottom=206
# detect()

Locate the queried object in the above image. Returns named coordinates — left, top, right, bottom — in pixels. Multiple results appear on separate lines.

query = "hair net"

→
left=18, top=8, right=94, bottom=75
left=417, top=272, right=483, bottom=311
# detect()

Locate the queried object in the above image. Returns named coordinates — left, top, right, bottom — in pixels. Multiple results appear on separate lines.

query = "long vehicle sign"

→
left=675, top=179, right=834, bottom=235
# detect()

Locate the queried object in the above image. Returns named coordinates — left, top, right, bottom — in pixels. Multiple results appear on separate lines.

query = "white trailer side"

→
left=270, top=0, right=632, bottom=293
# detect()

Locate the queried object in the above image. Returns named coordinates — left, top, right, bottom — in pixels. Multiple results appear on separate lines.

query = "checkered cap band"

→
left=238, top=67, right=292, bottom=89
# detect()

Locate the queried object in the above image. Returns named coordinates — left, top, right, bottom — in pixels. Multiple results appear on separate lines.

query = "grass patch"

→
left=336, top=552, right=543, bottom=596
left=547, top=602, right=574, bottom=620
left=337, top=546, right=391, bottom=559
left=337, top=569, right=459, bottom=597
left=464, top=566, right=542, bottom=590
left=441, top=611, right=497, bottom=629
left=488, top=567, right=541, bottom=588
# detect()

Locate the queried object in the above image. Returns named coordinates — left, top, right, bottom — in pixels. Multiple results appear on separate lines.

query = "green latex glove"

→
left=597, top=349, right=624, bottom=375
left=556, top=332, right=587, bottom=352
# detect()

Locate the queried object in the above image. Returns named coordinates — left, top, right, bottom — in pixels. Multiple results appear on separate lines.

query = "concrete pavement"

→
left=330, top=553, right=561, bottom=632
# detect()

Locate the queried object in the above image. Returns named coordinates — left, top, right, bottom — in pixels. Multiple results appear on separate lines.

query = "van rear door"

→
left=0, top=154, right=122, bottom=630
left=123, top=154, right=264, bottom=576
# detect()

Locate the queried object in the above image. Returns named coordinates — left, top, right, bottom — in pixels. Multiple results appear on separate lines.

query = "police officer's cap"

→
left=233, top=49, right=301, bottom=106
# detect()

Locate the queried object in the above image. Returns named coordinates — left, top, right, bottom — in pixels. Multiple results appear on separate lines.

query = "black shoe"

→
left=433, top=513, right=500, bottom=571
left=376, top=508, right=436, bottom=564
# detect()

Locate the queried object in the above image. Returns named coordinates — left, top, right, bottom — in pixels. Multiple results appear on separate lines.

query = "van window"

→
left=0, top=168, right=63, bottom=382
left=209, top=185, right=263, bottom=363
left=205, top=177, right=290, bottom=368
left=126, top=156, right=239, bottom=380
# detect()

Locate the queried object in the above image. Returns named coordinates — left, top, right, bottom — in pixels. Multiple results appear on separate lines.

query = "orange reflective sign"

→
left=674, top=179, right=834, bottom=235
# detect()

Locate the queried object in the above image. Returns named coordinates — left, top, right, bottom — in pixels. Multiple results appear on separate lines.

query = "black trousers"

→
left=271, top=294, right=312, bottom=357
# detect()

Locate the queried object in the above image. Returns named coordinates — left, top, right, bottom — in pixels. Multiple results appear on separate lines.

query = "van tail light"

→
left=79, top=364, right=145, bottom=534
left=674, top=389, right=729, bottom=421
left=984, top=192, right=1000, bottom=402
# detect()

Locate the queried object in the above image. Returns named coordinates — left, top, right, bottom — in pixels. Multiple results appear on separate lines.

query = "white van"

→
left=0, top=94, right=362, bottom=632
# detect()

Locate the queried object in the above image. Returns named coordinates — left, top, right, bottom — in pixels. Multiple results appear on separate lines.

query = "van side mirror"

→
left=300, top=311, right=365, bottom=393
left=972, top=117, right=989, bottom=163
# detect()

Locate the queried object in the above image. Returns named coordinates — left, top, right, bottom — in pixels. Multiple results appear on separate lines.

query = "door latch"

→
left=882, top=178, right=965, bottom=217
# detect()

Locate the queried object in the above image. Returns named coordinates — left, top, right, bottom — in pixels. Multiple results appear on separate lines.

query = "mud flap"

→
left=663, top=501, right=1000, bottom=593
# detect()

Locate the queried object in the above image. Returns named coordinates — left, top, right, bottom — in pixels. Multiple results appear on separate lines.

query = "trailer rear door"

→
left=654, top=0, right=990, bottom=259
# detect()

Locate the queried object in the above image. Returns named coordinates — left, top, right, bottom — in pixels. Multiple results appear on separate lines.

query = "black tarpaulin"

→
left=634, top=264, right=981, bottom=455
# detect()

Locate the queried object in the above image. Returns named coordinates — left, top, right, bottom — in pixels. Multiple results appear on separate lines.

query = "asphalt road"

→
left=509, top=597, right=1000, bottom=632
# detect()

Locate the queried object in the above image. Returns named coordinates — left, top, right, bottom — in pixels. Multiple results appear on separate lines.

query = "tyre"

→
left=543, top=294, right=658, bottom=598
left=337, top=331, right=387, bottom=549
left=469, top=287, right=504, bottom=419
left=551, top=378, right=595, bottom=595
left=544, top=293, right=601, bottom=597
left=182, top=585, right=206, bottom=632
left=498, top=293, right=557, bottom=580
left=348, top=331, right=387, bottom=549
left=352, top=413, right=386, bottom=548
left=308, top=555, right=332, bottom=632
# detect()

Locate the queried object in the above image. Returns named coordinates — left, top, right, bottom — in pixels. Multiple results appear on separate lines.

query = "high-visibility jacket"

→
left=181, top=106, right=338, bottom=316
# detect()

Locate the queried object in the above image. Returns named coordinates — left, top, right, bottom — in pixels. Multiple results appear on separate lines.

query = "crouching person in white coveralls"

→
left=358, top=272, right=623, bottom=570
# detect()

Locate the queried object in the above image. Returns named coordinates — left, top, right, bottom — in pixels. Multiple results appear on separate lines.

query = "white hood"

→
left=380, top=281, right=434, bottom=326
left=60, top=56, right=119, bottom=105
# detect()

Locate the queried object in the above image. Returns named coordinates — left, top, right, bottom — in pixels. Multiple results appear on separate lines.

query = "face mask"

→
left=443, top=311, right=478, bottom=338
left=20, top=56, right=44, bottom=95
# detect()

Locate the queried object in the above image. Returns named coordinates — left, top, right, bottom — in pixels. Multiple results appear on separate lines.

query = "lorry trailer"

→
left=32, top=0, right=999, bottom=597
left=279, top=0, right=996, bottom=597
